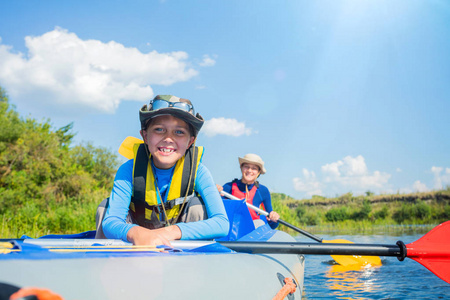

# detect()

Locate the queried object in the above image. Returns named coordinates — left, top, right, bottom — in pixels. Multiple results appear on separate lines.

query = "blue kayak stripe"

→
left=2, top=226, right=278, bottom=260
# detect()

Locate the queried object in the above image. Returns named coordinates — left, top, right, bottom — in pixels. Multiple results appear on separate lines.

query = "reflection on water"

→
left=300, top=227, right=450, bottom=299
left=326, top=262, right=382, bottom=299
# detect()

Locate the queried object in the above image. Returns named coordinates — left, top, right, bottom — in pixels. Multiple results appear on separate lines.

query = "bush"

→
left=0, top=87, right=118, bottom=236
left=351, top=199, right=372, bottom=220
left=415, top=200, right=431, bottom=219
left=325, top=207, right=349, bottom=222
left=393, top=204, right=413, bottom=223
left=296, top=204, right=306, bottom=220
left=365, top=190, right=374, bottom=197
left=304, top=213, right=320, bottom=225
left=443, top=204, right=450, bottom=219
left=374, top=205, right=389, bottom=219
left=339, top=192, right=353, bottom=202
left=295, top=204, right=319, bottom=225
left=393, top=201, right=432, bottom=223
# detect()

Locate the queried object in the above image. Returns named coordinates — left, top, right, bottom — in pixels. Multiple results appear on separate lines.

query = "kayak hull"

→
left=0, top=230, right=305, bottom=300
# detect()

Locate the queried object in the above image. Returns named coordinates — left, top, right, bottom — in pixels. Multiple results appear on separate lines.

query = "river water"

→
left=295, top=229, right=449, bottom=299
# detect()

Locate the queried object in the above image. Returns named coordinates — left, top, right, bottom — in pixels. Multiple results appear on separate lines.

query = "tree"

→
left=0, top=86, right=119, bottom=235
left=325, top=207, right=349, bottom=222
left=351, top=199, right=372, bottom=220
left=0, top=87, right=23, bottom=149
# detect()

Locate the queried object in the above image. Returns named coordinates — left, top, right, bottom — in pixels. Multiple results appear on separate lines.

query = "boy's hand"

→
left=127, top=225, right=182, bottom=246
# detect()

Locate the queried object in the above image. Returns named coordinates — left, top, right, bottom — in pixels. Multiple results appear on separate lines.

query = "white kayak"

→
left=0, top=201, right=305, bottom=300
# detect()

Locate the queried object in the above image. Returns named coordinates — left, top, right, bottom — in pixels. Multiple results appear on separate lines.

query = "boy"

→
left=96, top=95, right=229, bottom=246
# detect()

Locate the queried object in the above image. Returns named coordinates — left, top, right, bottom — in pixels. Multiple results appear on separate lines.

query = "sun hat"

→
left=238, top=153, right=266, bottom=174
left=139, top=95, right=204, bottom=136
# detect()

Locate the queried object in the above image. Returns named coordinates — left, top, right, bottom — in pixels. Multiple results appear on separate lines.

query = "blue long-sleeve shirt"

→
left=222, top=179, right=279, bottom=229
left=102, top=159, right=229, bottom=242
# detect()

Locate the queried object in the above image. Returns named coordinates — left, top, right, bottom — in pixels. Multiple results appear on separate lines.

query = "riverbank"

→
left=304, top=223, right=438, bottom=235
left=271, top=189, right=450, bottom=234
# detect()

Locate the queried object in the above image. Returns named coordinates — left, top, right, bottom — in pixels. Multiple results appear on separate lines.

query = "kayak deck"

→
left=0, top=227, right=305, bottom=300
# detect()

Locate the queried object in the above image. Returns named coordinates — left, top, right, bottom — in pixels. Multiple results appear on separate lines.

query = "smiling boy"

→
left=96, top=95, right=229, bottom=246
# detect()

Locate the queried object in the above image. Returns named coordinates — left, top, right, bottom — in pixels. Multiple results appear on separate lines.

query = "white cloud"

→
left=294, top=161, right=450, bottom=198
left=412, top=180, right=428, bottom=192
left=294, top=155, right=391, bottom=197
left=322, top=155, right=389, bottom=190
left=293, top=168, right=323, bottom=196
left=399, top=166, right=450, bottom=194
left=199, top=54, right=216, bottom=67
left=431, top=166, right=450, bottom=189
left=396, top=168, right=402, bottom=172
left=202, top=117, right=253, bottom=137
left=340, top=155, right=368, bottom=176
left=321, top=160, right=343, bottom=179
left=397, top=187, right=412, bottom=194
left=0, top=27, right=199, bottom=114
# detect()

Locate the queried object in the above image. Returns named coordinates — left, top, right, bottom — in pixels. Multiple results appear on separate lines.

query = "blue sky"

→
left=1, top=0, right=449, bottom=199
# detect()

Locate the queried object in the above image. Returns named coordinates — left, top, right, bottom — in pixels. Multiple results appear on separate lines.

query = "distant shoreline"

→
left=285, top=190, right=450, bottom=209
left=271, top=189, right=450, bottom=234
left=304, top=223, right=438, bottom=235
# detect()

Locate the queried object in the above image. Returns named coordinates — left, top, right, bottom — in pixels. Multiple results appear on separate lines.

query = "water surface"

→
left=296, top=227, right=449, bottom=299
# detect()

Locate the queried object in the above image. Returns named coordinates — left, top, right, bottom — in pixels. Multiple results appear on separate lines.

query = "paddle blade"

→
left=406, top=221, right=450, bottom=284
left=324, top=239, right=383, bottom=267
left=118, top=136, right=143, bottom=159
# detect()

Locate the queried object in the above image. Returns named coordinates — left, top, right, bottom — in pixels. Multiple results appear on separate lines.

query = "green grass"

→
left=1, top=189, right=108, bottom=238
left=2, top=188, right=448, bottom=238
left=271, top=188, right=450, bottom=236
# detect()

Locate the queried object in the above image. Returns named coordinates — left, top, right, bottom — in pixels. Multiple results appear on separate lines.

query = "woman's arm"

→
left=222, top=181, right=234, bottom=194
left=257, top=185, right=280, bottom=228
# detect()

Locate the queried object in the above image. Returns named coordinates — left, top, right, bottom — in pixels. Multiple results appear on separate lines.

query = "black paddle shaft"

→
left=278, top=220, right=323, bottom=242
left=219, top=241, right=406, bottom=259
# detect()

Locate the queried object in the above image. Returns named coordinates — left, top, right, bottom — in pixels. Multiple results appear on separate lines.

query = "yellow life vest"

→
left=129, top=143, right=204, bottom=229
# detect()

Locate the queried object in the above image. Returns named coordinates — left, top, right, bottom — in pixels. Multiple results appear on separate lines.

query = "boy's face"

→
left=141, top=115, right=195, bottom=169
left=240, top=163, right=260, bottom=184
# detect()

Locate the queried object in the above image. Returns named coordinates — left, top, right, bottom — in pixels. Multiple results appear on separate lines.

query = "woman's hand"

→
left=216, top=184, right=223, bottom=192
left=267, top=211, right=280, bottom=223
left=126, top=225, right=182, bottom=246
